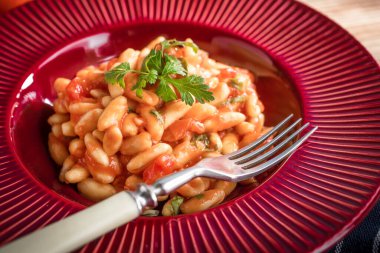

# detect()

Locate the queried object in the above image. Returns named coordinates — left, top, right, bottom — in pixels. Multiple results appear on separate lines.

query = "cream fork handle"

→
left=0, top=191, right=140, bottom=253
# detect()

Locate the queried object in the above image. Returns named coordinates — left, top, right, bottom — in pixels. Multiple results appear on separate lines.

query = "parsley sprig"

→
left=104, top=62, right=135, bottom=89
left=105, top=39, right=214, bottom=105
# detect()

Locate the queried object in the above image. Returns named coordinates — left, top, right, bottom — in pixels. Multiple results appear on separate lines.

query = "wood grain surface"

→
left=298, top=0, right=380, bottom=61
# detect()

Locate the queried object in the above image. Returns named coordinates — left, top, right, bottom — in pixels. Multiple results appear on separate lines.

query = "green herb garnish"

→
left=104, top=62, right=131, bottom=88
left=195, top=194, right=204, bottom=199
left=105, top=39, right=214, bottom=105
left=160, top=39, right=199, bottom=53
left=228, top=95, right=247, bottom=104
left=142, top=209, right=160, bottom=217
left=150, top=109, right=164, bottom=124
left=170, top=196, right=184, bottom=216
left=191, top=134, right=210, bottom=151
left=227, top=78, right=244, bottom=91
left=128, top=106, right=136, bottom=113
left=219, top=95, right=247, bottom=107
left=162, top=75, right=214, bottom=105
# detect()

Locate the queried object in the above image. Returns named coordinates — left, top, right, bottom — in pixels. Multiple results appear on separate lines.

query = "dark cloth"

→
left=329, top=201, right=380, bottom=253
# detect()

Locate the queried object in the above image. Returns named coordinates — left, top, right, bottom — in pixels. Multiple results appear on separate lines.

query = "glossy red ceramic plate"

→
left=1, top=0, right=380, bottom=252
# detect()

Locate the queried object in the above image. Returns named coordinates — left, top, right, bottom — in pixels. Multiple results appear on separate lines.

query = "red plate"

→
left=1, top=0, right=380, bottom=252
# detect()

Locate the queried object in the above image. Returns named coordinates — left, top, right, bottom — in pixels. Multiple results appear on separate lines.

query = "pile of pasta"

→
left=48, top=37, right=266, bottom=215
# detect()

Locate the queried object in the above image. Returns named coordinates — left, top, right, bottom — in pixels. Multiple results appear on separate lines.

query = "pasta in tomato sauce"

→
left=47, top=37, right=268, bottom=215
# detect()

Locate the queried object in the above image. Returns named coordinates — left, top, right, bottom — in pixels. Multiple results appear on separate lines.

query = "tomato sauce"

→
left=83, top=152, right=121, bottom=179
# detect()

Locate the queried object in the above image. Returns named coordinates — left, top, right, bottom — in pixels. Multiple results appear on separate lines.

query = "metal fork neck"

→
left=131, top=167, right=202, bottom=210
left=131, top=184, right=158, bottom=211
left=153, top=167, right=201, bottom=196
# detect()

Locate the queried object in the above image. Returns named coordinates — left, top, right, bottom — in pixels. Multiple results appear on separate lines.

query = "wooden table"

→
left=298, top=0, right=380, bottom=61
left=298, top=1, right=380, bottom=252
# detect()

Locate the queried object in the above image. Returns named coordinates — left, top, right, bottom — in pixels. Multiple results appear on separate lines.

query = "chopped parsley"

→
left=150, top=109, right=164, bottom=124
left=219, top=95, right=247, bottom=107
left=191, top=134, right=211, bottom=151
left=163, top=196, right=184, bottom=216
left=169, top=196, right=184, bottom=216
left=142, top=209, right=160, bottom=217
left=194, top=194, right=204, bottom=200
left=227, top=78, right=244, bottom=91
left=128, top=106, right=135, bottom=113
left=228, top=95, right=247, bottom=104
left=160, top=39, right=199, bottom=53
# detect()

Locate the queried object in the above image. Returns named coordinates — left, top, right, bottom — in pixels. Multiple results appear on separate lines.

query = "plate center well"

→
left=8, top=23, right=302, bottom=207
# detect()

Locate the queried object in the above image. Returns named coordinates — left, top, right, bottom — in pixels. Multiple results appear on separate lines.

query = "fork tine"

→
left=234, top=118, right=303, bottom=164
left=228, top=114, right=294, bottom=160
left=237, top=126, right=318, bottom=177
left=240, top=123, right=310, bottom=169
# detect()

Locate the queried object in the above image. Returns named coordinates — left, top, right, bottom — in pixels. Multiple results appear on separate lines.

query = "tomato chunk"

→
left=143, top=154, right=176, bottom=184
left=162, top=119, right=192, bottom=142
left=162, top=119, right=204, bottom=142
left=65, top=77, right=106, bottom=102
left=66, top=78, right=89, bottom=101
left=219, top=68, right=237, bottom=79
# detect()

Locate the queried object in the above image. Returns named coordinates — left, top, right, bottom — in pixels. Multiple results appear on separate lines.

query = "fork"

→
left=1, top=115, right=317, bottom=253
